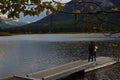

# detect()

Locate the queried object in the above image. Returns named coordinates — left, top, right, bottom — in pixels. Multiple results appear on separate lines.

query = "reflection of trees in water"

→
left=58, top=63, right=120, bottom=80
left=58, top=62, right=120, bottom=80
left=51, top=41, right=120, bottom=61
left=84, top=63, right=120, bottom=80
left=109, top=43, right=120, bottom=62
left=41, top=41, right=120, bottom=80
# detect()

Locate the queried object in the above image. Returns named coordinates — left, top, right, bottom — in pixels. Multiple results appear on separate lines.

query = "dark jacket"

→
left=89, top=44, right=95, bottom=52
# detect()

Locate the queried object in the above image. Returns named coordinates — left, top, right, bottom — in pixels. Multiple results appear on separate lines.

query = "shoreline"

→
left=0, top=32, right=12, bottom=36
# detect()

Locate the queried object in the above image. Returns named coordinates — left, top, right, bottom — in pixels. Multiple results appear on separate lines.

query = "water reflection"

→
left=0, top=34, right=119, bottom=78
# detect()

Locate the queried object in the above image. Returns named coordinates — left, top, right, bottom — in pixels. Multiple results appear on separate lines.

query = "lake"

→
left=0, top=33, right=119, bottom=78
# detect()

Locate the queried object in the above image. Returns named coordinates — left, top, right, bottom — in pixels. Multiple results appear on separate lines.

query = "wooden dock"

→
left=28, top=59, right=94, bottom=80
left=85, top=57, right=117, bottom=72
left=1, top=57, right=117, bottom=80
left=28, top=57, right=116, bottom=80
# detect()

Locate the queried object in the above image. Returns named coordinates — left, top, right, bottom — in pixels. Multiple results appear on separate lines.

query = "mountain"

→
left=110, top=0, right=120, bottom=7
left=0, top=14, right=27, bottom=29
left=4, top=0, right=120, bottom=33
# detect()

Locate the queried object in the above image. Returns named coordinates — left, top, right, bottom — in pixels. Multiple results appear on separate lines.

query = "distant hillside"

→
left=4, top=0, right=120, bottom=33
left=0, top=14, right=27, bottom=29
left=0, top=19, right=27, bottom=29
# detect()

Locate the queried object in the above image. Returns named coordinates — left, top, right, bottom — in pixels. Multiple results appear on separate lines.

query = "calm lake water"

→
left=0, top=33, right=119, bottom=78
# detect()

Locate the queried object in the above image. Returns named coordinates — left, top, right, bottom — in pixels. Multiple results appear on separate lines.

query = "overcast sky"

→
left=20, top=0, right=71, bottom=23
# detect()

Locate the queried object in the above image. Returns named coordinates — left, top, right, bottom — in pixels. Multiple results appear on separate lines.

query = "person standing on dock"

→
left=93, top=43, right=98, bottom=61
left=88, top=41, right=95, bottom=62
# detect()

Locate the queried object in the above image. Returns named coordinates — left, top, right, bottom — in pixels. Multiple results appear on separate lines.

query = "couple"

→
left=88, top=41, right=98, bottom=62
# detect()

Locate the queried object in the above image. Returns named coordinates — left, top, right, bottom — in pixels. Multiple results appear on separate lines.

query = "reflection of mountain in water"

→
left=0, top=34, right=119, bottom=78
left=0, top=34, right=119, bottom=41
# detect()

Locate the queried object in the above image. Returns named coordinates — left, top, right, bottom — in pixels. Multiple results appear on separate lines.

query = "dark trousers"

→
left=88, top=51, right=94, bottom=62
left=88, top=51, right=96, bottom=62
left=93, top=52, right=96, bottom=61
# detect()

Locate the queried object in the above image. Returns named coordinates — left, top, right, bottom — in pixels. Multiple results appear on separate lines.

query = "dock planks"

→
left=28, top=57, right=117, bottom=80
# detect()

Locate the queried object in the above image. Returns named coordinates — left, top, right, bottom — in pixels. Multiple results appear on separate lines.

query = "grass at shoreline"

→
left=0, top=32, right=12, bottom=36
left=10, top=32, right=120, bottom=35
